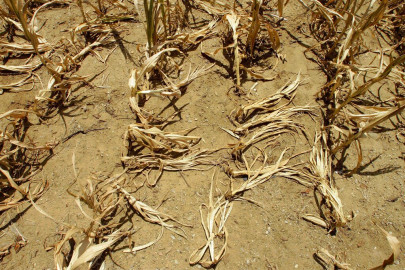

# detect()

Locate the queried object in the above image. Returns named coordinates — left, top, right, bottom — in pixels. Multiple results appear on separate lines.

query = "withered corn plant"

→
left=190, top=83, right=312, bottom=267
left=140, top=0, right=193, bottom=53
left=1, top=0, right=115, bottom=116
left=303, top=0, right=405, bottom=173
left=125, top=1, right=219, bottom=190
left=0, top=109, right=52, bottom=257
left=189, top=171, right=233, bottom=268
left=33, top=170, right=190, bottom=269
left=128, top=0, right=216, bottom=110
left=296, top=0, right=405, bottom=233
left=188, top=73, right=314, bottom=267
left=302, top=132, right=350, bottom=232
left=199, top=0, right=281, bottom=89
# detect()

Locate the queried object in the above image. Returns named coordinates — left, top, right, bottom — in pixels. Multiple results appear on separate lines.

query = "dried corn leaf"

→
left=126, top=124, right=200, bottom=154
left=123, top=226, right=163, bottom=254
left=54, top=229, right=122, bottom=270
left=303, top=214, right=328, bottom=229
left=234, top=106, right=311, bottom=135
left=67, top=231, right=122, bottom=270
left=369, top=227, right=400, bottom=270
left=189, top=171, right=232, bottom=268
left=314, top=248, right=352, bottom=270
left=117, top=185, right=189, bottom=236
left=247, top=0, right=262, bottom=55
left=1, top=180, right=47, bottom=212
left=0, top=41, right=51, bottom=54
left=0, top=109, right=32, bottom=119
left=122, top=149, right=214, bottom=186
left=137, top=64, right=213, bottom=97
left=54, top=228, right=83, bottom=270
left=231, top=120, right=299, bottom=157
left=226, top=12, right=241, bottom=86
left=191, top=0, right=232, bottom=16
left=162, top=20, right=217, bottom=47
left=0, top=244, right=12, bottom=260
left=129, top=48, right=180, bottom=96
left=0, top=74, right=33, bottom=93
left=234, top=73, right=300, bottom=121
left=0, top=61, right=42, bottom=73
left=278, top=0, right=284, bottom=17
left=264, top=23, right=281, bottom=51
left=240, top=64, right=278, bottom=81
left=305, top=132, right=348, bottom=231
left=226, top=149, right=303, bottom=197
left=332, top=99, right=405, bottom=155
left=30, top=194, right=70, bottom=227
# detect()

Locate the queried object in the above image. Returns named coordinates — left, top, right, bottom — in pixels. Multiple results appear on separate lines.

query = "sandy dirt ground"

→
left=0, top=1, right=404, bottom=269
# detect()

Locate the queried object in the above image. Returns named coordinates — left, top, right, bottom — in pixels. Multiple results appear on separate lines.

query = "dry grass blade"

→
left=189, top=171, right=232, bottom=268
left=116, top=185, right=190, bottom=236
